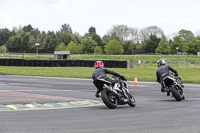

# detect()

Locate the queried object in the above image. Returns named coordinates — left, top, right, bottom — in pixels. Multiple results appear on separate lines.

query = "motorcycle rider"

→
left=156, top=59, right=183, bottom=95
left=92, top=61, right=126, bottom=98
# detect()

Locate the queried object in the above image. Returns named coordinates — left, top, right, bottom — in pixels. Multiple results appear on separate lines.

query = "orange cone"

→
left=134, top=76, right=138, bottom=86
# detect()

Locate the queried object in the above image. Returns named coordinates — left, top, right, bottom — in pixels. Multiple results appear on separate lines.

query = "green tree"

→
left=23, top=24, right=34, bottom=32
left=104, top=39, right=124, bottom=55
left=187, top=39, right=200, bottom=54
left=143, top=35, right=161, bottom=53
left=0, top=45, right=6, bottom=53
left=21, top=32, right=31, bottom=53
left=55, top=42, right=67, bottom=51
left=40, top=32, right=58, bottom=53
left=66, top=41, right=82, bottom=54
left=170, top=36, right=187, bottom=54
left=7, top=36, right=23, bottom=52
left=60, top=32, right=73, bottom=46
left=85, top=27, right=105, bottom=51
left=156, top=36, right=170, bottom=54
left=81, top=35, right=97, bottom=54
left=60, top=23, right=72, bottom=34
left=73, top=32, right=82, bottom=44
left=123, top=41, right=138, bottom=54
left=178, top=29, right=194, bottom=43
left=94, top=46, right=103, bottom=54
left=91, top=34, right=105, bottom=50
left=88, top=26, right=96, bottom=35
left=0, top=28, right=12, bottom=46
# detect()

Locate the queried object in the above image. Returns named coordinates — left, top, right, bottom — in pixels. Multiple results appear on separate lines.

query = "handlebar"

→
left=170, top=72, right=178, bottom=77
left=112, top=76, right=127, bottom=81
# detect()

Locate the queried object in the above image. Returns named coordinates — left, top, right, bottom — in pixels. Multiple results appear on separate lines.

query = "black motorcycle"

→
left=94, top=77, right=136, bottom=109
left=162, top=73, right=185, bottom=101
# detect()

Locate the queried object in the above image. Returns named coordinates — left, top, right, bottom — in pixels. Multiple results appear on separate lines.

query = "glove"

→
left=120, top=75, right=126, bottom=80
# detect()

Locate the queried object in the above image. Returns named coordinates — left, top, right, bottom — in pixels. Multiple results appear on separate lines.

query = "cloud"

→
left=1, top=0, right=200, bottom=36
left=2, top=13, right=16, bottom=24
left=53, top=0, right=68, bottom=12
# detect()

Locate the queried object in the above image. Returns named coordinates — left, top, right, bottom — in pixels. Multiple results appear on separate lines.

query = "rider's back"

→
left=156, top=65, right=171, bottom=78
left=92, top=67, right=107, bottom=80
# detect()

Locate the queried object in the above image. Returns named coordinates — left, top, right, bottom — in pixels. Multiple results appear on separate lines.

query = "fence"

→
left=164, top=58, right=200, bottom=68
left=1, top=53, right=200, bottom=68
left=129, top=58, right=200, bottom=68
left=129, top=58, right=147, bottom=68
left=0, top=53, right=53, bottom=60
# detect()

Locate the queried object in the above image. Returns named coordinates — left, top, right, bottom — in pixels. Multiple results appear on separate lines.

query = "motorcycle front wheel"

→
left=101, top=90, right=118, bottom=109
left=128, top=94, right=136, bottom=107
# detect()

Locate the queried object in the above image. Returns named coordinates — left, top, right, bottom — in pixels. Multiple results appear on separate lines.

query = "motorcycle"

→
left=93, top=77, right=136, bottom=109
left=162, top=73, right=185, bottom=101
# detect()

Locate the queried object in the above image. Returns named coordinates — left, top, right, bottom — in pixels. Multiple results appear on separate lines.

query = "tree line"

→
left=0, top=24, right=200, bottom=55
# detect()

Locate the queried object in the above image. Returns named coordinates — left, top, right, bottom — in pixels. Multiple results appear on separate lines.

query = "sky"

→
left=1, top=0, right=200, bottom=37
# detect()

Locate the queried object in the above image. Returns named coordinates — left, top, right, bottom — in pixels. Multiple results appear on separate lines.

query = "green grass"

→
left=0, top=67, right=93, bottom=78
left=0, top=54, right=200, bottom=84
left=0, top=66, right=199, bottom=84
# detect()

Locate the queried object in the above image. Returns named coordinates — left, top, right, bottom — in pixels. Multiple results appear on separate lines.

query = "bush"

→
left=0, top=45, right=6, bottom=53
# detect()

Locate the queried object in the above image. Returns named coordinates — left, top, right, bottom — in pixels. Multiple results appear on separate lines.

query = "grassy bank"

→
left=0, top=54, right=199, bottom=84
left=0, top=66, right=199, bottom=84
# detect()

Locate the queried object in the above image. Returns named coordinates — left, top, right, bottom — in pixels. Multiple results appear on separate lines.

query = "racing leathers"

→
left=156, top=64, right=178, bottom=93
left=92, top=67, right=125, bottom=97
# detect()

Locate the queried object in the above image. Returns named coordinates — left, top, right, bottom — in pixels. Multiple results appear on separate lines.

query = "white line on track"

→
left=63, top=83, right=93, bottom=85
left=0, top=90, right=95, bottom=92
left=1, top=75, right=200, bottom=87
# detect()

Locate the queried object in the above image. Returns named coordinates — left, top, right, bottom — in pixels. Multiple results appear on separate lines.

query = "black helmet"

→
left=157, top=59, right=165, bottom=67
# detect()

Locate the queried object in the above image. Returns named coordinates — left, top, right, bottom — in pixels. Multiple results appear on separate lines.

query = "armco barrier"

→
left=0, top=59, right=128, bottom=68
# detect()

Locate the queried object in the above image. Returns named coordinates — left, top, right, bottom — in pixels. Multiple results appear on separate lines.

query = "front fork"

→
left=121, top=86, right=129, bottom=99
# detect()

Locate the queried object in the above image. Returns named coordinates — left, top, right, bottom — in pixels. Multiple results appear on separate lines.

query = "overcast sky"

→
left=1, top=0, right=200, bottom=37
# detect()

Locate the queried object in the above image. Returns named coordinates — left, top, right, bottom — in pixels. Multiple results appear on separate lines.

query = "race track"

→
left=0, top=75, right=200, bottom=133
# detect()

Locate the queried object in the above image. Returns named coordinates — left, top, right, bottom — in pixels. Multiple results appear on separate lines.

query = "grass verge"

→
left=0, top=66, right=199, bottom=84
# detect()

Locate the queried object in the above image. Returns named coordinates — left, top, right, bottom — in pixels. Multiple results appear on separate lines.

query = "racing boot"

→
left=95, top=90, right=101, bottom=98
left=182, top=95, right=185, bottom=100
left=164, top=87, right=170, bottom=96
left=161, top=87, right=165, bottom=93
left=161, top=86, right=170, bottom=96
left=167, top=91, right=170, bottom=96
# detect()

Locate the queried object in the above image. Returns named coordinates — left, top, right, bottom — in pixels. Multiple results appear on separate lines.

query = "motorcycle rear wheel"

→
left=169, top=85, right=182, bottom=101
left=101, top=90, right=118, bottom=109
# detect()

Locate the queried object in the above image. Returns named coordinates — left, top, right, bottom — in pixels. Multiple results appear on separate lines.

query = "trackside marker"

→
left=134, top=76, right=138, bottom=86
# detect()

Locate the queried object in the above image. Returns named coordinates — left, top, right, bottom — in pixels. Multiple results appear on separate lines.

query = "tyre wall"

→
left=0, top=59, right=128, bottom=68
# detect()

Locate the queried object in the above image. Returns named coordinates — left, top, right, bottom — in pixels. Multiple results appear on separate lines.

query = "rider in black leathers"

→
left=92, top=61, right=126, bottom=98
left=156, top=59, right=179, bottom=94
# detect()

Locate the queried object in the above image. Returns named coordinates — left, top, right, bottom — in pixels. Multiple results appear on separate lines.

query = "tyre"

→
left=128, top=94, right=136, bottom=107
left=169, top=85, right=182, bottom=101
left=101, top=90, right=118, bottom=109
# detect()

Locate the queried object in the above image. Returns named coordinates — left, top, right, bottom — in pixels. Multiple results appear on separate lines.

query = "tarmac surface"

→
left=0, top=75, right=200, bottom=133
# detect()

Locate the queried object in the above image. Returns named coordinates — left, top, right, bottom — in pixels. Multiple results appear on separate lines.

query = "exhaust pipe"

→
left=103, top=84, right=120, bottom=97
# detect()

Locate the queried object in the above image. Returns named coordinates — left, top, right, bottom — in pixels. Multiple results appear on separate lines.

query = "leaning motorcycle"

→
left=94, top=77, right=136, bottom=109
left=162, top=73, right=185, bottom=101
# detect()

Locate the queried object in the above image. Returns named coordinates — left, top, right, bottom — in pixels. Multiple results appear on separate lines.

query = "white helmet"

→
left=157, top=59, right=165, bottom=67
